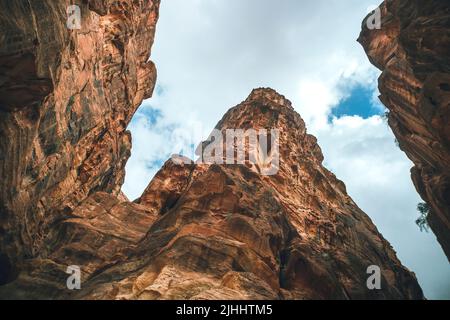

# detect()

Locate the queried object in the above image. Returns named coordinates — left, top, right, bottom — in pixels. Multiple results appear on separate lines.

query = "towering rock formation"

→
left=0, top=0, right=160, bottom=285
left=359, top=0, right=450, bottom=261
left=0, top=1, right=423, bottom=299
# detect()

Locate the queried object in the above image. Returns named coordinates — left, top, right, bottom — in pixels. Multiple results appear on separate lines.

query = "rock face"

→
left=358, top=0, right=450, bottom=261
left=0, top=1, right=424, bottom=299
left=0, top=0, right=160, bottom=284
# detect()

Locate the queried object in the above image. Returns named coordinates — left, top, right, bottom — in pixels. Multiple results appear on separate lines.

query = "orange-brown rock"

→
left=1, top=86, right=424, bottom=299
left=0, top=0, right=160, bottom=283
left=1, top=1, right=424, bottom=300
left=358, top=0, right=450, bottom=261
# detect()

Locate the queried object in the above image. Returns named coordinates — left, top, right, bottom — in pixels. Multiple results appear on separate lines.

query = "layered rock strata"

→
left=359, top=0, right=450, bottom=261
left=1, top=89, right=424, bottom=300
left=0, top=0, right=160, bottom=283
left=0, top=0, right=425, bottom=299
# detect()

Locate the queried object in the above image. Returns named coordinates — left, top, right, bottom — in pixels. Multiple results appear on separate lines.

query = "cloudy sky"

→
left=122, top=0, right=450, bottom=299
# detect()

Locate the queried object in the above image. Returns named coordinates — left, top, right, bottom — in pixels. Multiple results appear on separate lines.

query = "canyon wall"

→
left=359, top=0, right=450, bottom=261
left=0, top=0, right=160, bottom=283
left=0, top=1, right=425, bottom=299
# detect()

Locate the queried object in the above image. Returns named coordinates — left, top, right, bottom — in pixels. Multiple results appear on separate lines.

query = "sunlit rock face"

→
left=96, top=88, right=421, bottom=300
left=359, top=0, right=450, bottom=261
left=0, top=0, right=160, bottom=280
left=0, top=1, right=423, bottom=300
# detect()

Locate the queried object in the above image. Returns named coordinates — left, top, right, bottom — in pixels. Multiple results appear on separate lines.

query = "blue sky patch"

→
left=136, top=105, right=162, bottom=126
left=155, top=84, right=165, bottom=96
left=331, top=85, right=382, bottom=120
left=145, top=159, right=165, bottom=171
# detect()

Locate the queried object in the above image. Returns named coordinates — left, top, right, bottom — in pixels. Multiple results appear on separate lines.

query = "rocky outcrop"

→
left=0, top=1, right=424, bottom=300
left=0, top=0, right=160, bottom=283
left=1, top=90, right=424, bottom=300
left=358, top=0, right=450, bottom=261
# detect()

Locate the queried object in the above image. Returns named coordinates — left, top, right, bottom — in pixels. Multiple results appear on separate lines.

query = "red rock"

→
left=359, top=0, right=450, bottom=261
left=0, top=1, right=424, bottom=299
left=0, top=0, right=160, bottom=282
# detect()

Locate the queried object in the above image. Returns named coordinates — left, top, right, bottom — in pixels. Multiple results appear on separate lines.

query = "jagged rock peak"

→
left=245, top=87, right=294, bottom=110
left=215, top=88, right=306, bottom=144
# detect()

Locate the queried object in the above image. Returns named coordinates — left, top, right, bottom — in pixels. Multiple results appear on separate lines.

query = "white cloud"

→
left=122, top=0, right=450, bottom=299
left=317, top=115, right=450, bottom=299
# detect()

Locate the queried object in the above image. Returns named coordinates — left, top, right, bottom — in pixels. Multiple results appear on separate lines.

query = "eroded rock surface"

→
left=1, top=90, right=424, bottom=300
left=0, top=1, right=424, bottom=299
left=0, top=0, right=160, bottom=282
left=359, top=0, right=450, bottom=261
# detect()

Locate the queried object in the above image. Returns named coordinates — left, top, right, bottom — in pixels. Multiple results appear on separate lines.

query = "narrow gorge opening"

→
left=120, top=0, right=450, bottom=299
left=1, top=0, right=449, bottom=301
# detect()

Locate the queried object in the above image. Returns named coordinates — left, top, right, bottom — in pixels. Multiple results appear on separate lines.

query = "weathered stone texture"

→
left=359, top=0, right=450, bottom=261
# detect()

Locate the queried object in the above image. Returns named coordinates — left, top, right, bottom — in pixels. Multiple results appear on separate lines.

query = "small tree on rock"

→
left=416, top=202, right=430, bottom=232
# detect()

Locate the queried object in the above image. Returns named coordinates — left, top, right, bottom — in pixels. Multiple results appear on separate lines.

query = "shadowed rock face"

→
left=0, top=1, right=424, bottom=300
left=358, top=0, right=450, bottom=261
left=0, top=0, right=160, bottom=278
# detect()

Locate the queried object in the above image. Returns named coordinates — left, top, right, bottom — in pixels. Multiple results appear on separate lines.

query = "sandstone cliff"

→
left=0, top=0, right=160, bottom=284
left=358, top=0, right=450, bottom=261
left=0, top=1, right=424, bottom=299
